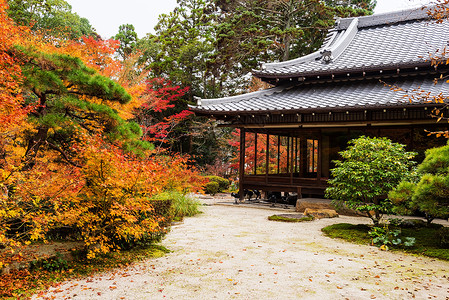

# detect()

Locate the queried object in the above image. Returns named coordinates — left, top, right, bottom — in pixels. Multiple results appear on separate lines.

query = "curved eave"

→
left=191, top=102, right=444, bottom=117
left=253, top=61, right=433, bottom=80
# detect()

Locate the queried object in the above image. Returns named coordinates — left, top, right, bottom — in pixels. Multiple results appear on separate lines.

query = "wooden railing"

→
left=242, top=174, right=328, bottom=197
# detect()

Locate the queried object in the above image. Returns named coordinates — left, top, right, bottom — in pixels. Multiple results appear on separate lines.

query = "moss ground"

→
left=0, top=244, right=170, bottom=299
left=322, top=223, right=449, bottom=261
left=268, top=214, right=314, bottom=222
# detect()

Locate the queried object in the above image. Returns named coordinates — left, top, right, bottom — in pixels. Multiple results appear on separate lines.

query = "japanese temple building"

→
left=191, top=8, right=449, bottom=199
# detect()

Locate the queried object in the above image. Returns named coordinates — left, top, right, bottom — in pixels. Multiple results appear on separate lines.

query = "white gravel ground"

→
left=34, top=204, right=449, bottom=300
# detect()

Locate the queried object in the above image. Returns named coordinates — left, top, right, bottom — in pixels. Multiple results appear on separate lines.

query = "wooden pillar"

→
left=295, top=138, right=299, bottom=173
left=299, top=138, right=306, bottom=178
left=254, top=132, right=258, bottom=175
left=286, top=135, right=290, bottom=175
left=293, top=137, right=296, bottom=173
left=265, top=133, right=269, bottom=184
left=297, top=186, right=302, bottom=199
left=296, top=137, right=303, bottom=198
left=317, top=133, right=322, bottom=182
left=290, top=136, right=294, bottom=184
left=277, top=135, right=281, bottom=174
left=239, top=128, right=246, bottom=200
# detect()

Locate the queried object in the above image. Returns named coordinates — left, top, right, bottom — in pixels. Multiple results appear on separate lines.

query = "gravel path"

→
left=34, top=205, right=449, bottom=300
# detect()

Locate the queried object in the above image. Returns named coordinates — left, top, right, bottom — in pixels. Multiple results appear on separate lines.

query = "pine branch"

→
left=46, top=141, right=82, bottom=168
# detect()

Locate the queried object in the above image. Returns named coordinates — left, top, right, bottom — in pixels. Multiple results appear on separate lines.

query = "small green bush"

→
left=205, top=181, right=219, bottom=195
left=368, top=226, right=415, bottom=249
left=326, top=136, right=416, bottom=226
left=388, top=181, right=417, bottom=216
left=207, top=176, right=230, bottom=192
left=30, top=252, right=69, bottom=272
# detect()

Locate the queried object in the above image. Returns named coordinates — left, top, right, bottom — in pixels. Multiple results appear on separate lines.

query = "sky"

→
left=69, top=0, right=431, bottom=40
left=69, top=0, right=178, bottom=39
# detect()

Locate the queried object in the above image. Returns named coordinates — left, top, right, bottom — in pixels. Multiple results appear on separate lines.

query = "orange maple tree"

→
left=0, top=1, right=27, bottom=131
left=0, top=0, right=203, bottom=268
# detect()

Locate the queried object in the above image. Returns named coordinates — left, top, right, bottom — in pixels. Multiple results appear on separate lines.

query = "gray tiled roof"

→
left=254, top=7, right=449, bottom=78
left=191, top=77, right=449, bottom=114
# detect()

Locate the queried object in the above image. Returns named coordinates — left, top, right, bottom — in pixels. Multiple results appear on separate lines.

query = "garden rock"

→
left=399, top=219, right=426, bottom=228
left=296, top=198, right=334, bottom=212
left=304, top=208, right=339, bottom=219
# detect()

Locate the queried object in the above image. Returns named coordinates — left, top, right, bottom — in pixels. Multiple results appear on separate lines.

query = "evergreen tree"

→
left=11, top=45, right=149, bottom=169
left=114, top=24, right=138, bottom=60
left=138, top=0, right=218, bottom=99
left=389, top=143, right=449, bottom=224
left=214, top=0, right=375, bottom=84
left=7, top=0, right=96, bottom=39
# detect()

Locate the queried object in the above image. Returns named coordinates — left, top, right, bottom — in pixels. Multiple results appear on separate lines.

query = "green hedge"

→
left=205, top=181, right=219, bottom=195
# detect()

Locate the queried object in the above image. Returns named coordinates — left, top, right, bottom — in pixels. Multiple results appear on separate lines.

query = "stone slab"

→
left=304, top=208, right=339, bottom=219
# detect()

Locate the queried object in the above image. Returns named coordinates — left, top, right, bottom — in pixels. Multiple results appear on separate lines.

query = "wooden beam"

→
left=296, top=137, right=300, bottom=173
left=221, top=119, right=439, bottom=129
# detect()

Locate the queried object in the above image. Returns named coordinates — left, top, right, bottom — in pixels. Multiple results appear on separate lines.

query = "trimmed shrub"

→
left=207, top=176, right=230, bottom=192
left=389, top=181, right=417, bottom=216
left=205, top=181, right=219, bottom=195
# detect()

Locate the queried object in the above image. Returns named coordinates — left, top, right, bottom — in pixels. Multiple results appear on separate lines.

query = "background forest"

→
left=133, top=0, right=375, bottom=169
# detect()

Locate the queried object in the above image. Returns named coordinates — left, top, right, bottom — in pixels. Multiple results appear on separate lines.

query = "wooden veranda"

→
left=236, top=123, right=448, bottom=200
left=238, top=128, right=326, bottom=199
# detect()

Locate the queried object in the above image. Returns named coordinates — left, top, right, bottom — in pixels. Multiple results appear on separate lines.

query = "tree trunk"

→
left=281, top=0, right=295, bottom=62
left=23, top=125, right=49, bottom=170
left=23, top=92, right=48, bottom=170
